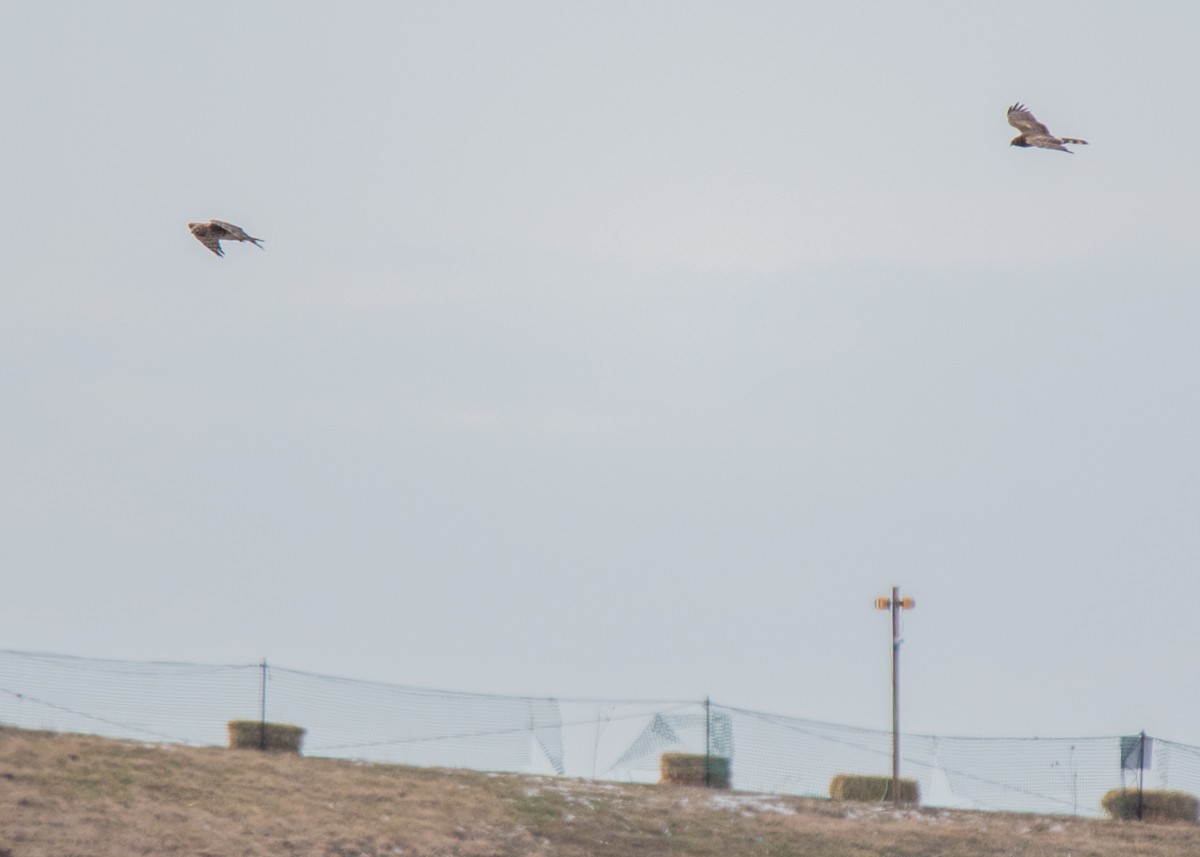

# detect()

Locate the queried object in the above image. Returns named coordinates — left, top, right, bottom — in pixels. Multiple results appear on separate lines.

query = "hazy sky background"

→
left=3, top=1, right=1199, bottom=746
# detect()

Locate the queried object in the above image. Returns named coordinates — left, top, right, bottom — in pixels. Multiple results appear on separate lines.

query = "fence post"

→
left=704, top=696, right=712, bottom=788
left=259, top=658, right=268, bottom=751
left=1137, top=731, right=1145, bottom=821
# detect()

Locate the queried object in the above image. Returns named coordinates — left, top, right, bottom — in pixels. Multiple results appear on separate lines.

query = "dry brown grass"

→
left=0, top=726, right=1197, bottom=857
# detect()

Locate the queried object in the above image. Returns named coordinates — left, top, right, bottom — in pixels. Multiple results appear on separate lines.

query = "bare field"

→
left=0, top=726, right=1195, bottom=857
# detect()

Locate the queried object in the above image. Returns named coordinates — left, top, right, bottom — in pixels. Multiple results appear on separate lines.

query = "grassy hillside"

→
left=0, top=726, right=1195, bottom=857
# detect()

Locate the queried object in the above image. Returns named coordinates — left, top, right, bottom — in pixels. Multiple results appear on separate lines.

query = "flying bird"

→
left=1007, top=103, right=1088, bottom=153
left=188, top=220, right=265, bottom=256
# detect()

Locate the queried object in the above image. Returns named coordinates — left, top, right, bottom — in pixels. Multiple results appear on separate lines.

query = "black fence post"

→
left=1137, top=731, right=1145, bottom=821
left=704, top=696, right=712, bottom=788
left=259, top=658, right=268, bottom=751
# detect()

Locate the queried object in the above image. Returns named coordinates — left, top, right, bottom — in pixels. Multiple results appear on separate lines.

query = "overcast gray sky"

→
left=3, top=1, right=1199, bottom=746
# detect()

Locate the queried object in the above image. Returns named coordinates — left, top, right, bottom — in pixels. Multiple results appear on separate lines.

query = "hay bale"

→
left=1101, top=789, right=1198, bottom=823
left=227, top=720, right=305, bottom=754
left=660, top=753, right=731, bottom=789
left=829, top=774, right=919, bottom=804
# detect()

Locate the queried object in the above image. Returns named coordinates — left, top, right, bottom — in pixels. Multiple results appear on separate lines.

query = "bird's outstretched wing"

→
left=209, top=220, right=265, bottom=249
left=1007, top=103, right=1052, bottom=136
left=209, top=220, right=244, bottom=238
left=188, top=222, right=226, bottom=256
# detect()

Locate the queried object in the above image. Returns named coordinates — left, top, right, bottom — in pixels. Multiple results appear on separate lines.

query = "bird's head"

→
left=1010, top=136, right=1029, bottom=148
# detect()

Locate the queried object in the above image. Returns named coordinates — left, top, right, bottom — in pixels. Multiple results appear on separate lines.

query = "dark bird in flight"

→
left=1007, top=103, right=1088, bottom=153
left=188, top=220, right=265, bottom=256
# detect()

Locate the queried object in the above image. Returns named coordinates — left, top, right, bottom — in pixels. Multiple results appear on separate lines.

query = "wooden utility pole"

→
left=875, top=587, right=915, bottom=801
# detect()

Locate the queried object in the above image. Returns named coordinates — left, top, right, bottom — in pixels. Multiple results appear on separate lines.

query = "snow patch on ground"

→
left=839, top=804, right=956, bottom=823
left=708, top=794, right=797, bottom=816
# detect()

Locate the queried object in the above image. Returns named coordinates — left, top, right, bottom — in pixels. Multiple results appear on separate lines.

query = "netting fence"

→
left=1, top=648, right=1194, bottom=818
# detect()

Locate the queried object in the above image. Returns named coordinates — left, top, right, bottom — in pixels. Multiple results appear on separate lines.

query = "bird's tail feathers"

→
left=1061, top=137, right=1088, bottom=146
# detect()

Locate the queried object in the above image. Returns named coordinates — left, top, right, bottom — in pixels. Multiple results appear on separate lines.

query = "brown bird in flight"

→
left=188, top=220, right=265, bottom=257
left=1007, top=103, right=1088, bottom=153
